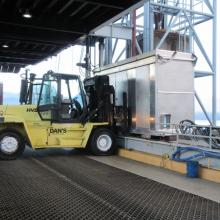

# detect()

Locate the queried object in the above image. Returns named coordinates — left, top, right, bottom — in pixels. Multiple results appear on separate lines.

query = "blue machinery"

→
left=172, top=145, right=220, bottom=176
left=172, top=146, right=220, bottom=162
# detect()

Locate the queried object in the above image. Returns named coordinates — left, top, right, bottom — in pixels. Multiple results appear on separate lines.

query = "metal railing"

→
left=155, top=120, right=220, bottom=150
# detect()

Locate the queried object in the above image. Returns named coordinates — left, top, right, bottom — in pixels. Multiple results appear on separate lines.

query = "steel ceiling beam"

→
left=0, top=34, right=73, bottom=46
left=0, top=20, right=86, bottom=35
left=31, top=0, right=42, bottom=9
left=75, top=0, right=124, bottom=10
left=58, top=0, right=75, bottom=14
left=0, top=58, right=40, bottom=65
left=70, top=2, right=88, bottom=16
left=0, top=49, right=50, bottom=56
left=82, top=5, right=100, bottom=19
left=0, top=55, right=41, bottom=61
left=42, top=0, right=59, bottom=13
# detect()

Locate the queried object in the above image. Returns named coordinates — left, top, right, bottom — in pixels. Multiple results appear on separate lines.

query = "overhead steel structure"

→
left=0, top=0, right=140, bottom=73
left=89, top=0, right=217, bottom=125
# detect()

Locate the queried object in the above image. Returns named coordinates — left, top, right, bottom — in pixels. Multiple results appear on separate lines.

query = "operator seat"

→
left=60, top=99, right=71, bottom=119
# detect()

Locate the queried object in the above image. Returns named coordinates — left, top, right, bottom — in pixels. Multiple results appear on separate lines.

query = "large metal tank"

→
left=94, top=49, right=196, bottom=136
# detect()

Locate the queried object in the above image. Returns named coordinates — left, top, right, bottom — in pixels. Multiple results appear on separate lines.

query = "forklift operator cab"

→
left=0, top=71, right=116, bottom=160
left=38, top=72, right=85, bottom=122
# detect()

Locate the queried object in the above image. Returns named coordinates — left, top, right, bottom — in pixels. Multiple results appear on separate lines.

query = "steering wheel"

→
left=72, top=98, right=82, bottom=114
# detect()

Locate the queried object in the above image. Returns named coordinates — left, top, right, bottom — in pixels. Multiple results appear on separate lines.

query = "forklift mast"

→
left=84, top=75, right=115, bottom=125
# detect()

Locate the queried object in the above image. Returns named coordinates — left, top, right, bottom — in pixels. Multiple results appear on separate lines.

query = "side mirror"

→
left=19, top=79, right=28, bottom=104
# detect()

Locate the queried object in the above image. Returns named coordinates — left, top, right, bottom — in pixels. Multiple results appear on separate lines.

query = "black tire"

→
left=89, top=128, right=116, bottom=156
left=0, top=130, right=25, bottom=160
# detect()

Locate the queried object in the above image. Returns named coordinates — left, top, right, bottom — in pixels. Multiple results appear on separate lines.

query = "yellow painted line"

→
left=118, top=148, right=220, bottom=184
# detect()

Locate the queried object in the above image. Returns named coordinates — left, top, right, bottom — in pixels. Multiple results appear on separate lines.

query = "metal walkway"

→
left=0, top=150, right=219, bottom=220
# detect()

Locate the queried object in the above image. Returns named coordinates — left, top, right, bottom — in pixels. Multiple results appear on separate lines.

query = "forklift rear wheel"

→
left=90, top=128, right=116, bottom=156
left=0, top=131, right=25, bottom=160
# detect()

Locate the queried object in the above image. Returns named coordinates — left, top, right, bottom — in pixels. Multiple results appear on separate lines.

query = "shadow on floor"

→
left=22, top=146, right=89, bottom=159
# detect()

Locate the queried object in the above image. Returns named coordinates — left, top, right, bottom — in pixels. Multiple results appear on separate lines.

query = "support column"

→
left=212, top=0, right=217, bottom=125
left=99, top=39, right=104, bottom=67
left=131, top=10, right=137, bottom=56
left=104, top=38, right=112, bottom=65
left=143, top=1, right=154, bottom=52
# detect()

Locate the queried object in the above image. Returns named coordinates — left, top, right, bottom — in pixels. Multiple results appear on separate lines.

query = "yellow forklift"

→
left=0, top=71, right=116, bottom=160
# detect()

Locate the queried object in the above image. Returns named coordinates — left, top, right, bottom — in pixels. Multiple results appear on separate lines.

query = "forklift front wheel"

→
left=90, top=128, right=116, bottom=156
left=0, top=131, right=25, bottom=160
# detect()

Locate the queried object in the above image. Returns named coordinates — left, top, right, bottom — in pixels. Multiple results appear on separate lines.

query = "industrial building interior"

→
left=0, top=0, right=220, bottom=219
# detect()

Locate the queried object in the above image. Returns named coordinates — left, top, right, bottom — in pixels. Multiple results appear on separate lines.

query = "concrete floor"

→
left=88, top=155, right=220, bottom=203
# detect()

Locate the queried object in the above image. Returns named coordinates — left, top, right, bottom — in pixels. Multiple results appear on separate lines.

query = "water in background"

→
left=196, top=120, right=220, bottom=126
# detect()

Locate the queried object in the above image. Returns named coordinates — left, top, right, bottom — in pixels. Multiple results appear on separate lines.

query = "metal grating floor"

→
left=0, top=149, right=219, bottom=220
